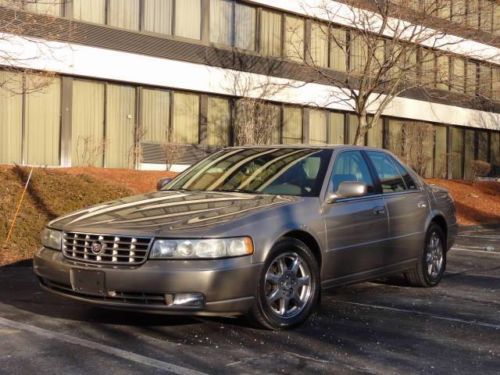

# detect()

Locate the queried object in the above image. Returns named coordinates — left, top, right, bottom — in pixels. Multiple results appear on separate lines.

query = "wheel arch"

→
left=428, top=213, right=448, bottom=250
left=280, top=230, right=323, bottom=269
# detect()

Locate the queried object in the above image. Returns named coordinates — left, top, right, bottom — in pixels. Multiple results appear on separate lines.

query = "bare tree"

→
left=0, top=0, right=72, bottom=92
left=299, top=0, right=498, bottom=145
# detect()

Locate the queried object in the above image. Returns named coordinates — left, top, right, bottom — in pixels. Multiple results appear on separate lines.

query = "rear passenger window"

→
left=366, top=152, right=406, bottom=193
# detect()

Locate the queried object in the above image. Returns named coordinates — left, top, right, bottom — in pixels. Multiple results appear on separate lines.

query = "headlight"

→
left=41, top=228, right=62, bottom=250
left=150, top=237, right=254, bottom=259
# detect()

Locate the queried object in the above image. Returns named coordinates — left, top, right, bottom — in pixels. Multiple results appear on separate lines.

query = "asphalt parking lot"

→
left=0, top=228, right=498, bottom=375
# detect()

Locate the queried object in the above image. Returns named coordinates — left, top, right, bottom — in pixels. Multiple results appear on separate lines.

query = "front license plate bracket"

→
left=70, top=269, right=106, bottom=296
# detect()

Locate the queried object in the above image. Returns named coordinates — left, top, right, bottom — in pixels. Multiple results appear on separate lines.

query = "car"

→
left=33, top=145, right=458, bottom=330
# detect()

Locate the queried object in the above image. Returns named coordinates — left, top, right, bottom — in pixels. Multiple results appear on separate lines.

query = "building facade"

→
left=0, top=0, right=499, bottom=178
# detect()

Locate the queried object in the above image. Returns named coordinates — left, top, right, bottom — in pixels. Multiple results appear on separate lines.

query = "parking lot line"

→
left=452, top=248, right=500, bottom=254
left=0, top=316, right=207, bottom=375
left=330, top=300, right=500, bottom=330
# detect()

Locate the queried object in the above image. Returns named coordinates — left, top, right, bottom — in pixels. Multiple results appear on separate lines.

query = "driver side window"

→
left=329, top=151, right=375, bottom=194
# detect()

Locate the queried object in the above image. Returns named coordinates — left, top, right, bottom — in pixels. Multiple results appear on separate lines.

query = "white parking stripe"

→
left=0, top=316, right=207, bottom=375
left=330, top=300, right=500, bottom=330
left=452, top=248, right=500, bottom=255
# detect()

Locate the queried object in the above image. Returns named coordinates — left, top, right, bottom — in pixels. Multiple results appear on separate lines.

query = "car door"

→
left=365, top=151, right=430, bottom=264
left=322, top=150, right=389, bottom=282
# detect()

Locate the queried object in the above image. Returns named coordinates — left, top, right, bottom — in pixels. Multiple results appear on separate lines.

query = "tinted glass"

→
left=167, top=148, right=333, bottom=197
left=330, top=151, right=375, bottom=194
left=393, top=158, right=418, bottom=190
left=367, top=151, right=406, bottom=193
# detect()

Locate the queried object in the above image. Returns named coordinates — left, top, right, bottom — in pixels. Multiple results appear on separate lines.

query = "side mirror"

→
left=157, top=177, right=173, bottom=191
left=326, top=181, right=367, bottom=203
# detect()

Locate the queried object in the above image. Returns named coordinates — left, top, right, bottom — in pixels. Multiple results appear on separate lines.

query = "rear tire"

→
left=405, top=223, right=446, bottom=287
left=249, top=238, right=320, bottom=330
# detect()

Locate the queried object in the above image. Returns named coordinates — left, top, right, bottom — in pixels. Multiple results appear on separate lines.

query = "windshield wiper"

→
left=213, top=188, right=263, bottom=195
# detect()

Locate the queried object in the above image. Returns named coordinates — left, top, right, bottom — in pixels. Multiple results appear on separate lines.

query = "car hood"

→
left=49, top=190, right=298, bottom=236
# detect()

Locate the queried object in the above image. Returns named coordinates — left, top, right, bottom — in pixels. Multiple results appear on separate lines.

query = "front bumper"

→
left=33, top=247, right=262, bottom=316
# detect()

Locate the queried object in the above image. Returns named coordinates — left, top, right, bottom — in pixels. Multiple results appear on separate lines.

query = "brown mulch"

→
left=63, top=167, right=176, bottom=195
left=426, top=179, right=500, bottom=227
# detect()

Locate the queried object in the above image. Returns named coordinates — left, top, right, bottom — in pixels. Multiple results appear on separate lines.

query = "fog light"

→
left=172, top=293, right=204, bottom=307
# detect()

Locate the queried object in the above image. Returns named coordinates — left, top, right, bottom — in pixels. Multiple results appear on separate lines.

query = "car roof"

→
left=226, top=144, right=389, bottom=152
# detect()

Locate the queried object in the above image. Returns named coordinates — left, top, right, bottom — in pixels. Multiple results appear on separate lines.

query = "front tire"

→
left=405, top=223, right=446, bottom=287
left=249, top=238, right=320, bottom=330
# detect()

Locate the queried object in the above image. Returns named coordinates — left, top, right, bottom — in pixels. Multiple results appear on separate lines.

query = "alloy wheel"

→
left=425, top=231, right=444, bottom=279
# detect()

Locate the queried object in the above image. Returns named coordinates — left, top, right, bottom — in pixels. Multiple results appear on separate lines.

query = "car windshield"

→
left=166, top=148, right=333, bottom=197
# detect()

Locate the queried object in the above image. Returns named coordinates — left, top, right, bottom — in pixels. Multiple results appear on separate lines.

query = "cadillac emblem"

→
left=91, top=242, right=106, bottom=255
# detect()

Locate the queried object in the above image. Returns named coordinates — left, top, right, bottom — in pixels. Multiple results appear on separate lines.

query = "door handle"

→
left=373, top=206, right=386, bottom=215
left=417, top=202, right=427, bottom=209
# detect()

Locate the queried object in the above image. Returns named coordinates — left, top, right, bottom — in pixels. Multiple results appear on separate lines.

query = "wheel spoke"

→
left=267, top=288, right=281, bottom=303
left=278, top=258, right=287, bottom=274
left=265, top=272, right=280, bottom=284
left=279, top=297, right=289, bottom=315
left=290, top=257, right=300, bottom=275
left=292, top=290, right=304, bottom=308
left=297, top=276, right=310, bottom=287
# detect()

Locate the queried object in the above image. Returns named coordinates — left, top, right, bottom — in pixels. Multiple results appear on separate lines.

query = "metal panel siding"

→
left=143, top=0, right=173, bottom=35
left=108, top=0, right=140, bottom=31
left=0, top=71, right=22, bottom=164
left=175, top=0, right=201, bottom=40
left=141, top=88, right=170, bottom=143
left=172, top=92, right=200, bottom=144
left=207, top=97, right=230, bottom=146
left=25, top=76, right=61, bottom=166
left=105, top=84, right=136, bottom=168
left=72, top=0, right=106, bottom=24
left=328, top=112, right=344, bottom=145
left=71, top=80, right=105, bottom=167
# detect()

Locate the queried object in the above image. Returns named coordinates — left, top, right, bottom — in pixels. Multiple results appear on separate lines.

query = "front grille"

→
left=62, top=232, right=152, bottom=265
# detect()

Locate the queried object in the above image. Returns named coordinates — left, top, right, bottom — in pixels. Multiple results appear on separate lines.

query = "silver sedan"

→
left=34, top=146, right=458, bottom=330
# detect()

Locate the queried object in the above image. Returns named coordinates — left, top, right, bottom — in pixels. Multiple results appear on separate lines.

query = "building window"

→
left=210, top=0, right=256, bottom=50
left=309, top=109, right=328, bottom=145
left=210, top=0, right=233, bottom=45
left=349, top=33, right=368, bottom=75
left=436, top=54, right=450, bottom=91
left=72, top=80, right=105, bottom=167
left=108, top=0, right=140, bottom=31
left=452, top=0, right=467, bottom=24
left=491, top=132, right=500, bottom=167
left=437, top=0, right=452, bottom=20
left=284, top=15, right=305, bottom=62
left=451, top=57, right=465, bottom=93
left=235, top=3, right=256, bottom=50
left=366, top=117, right=383, bottom=148
left=330, top=27, right=347, bottom=72
left=0, top=71, right=22, bottom=164
left=478, top=64, right=492, bottom=98
left=282, top=106, right=302, bottom=144
left=260, top=10, right=282, bottom=57
left=175, top=0, right=201, bottom=39
left=450, top=127, right=464, bottom=179
left=434, top=125, right=447, bottom=178
left=465, top=60, right=478, bottom=96
left=479, top=0, right=493, bottom=33
left=143, top=0, right=173, bottom=35
left=71, top=0, right=106, bottom=24
left=207, top=97, right=230, bottom=146
left=172, top=92, right=200, bottom=144
left=141, top=88, right=170, bottom=144
left=25, top=75, right=61, bottom=166
left=310, top=22, right=329, bottom=68
left=329, top=112, right=345, bottom=145
left=463, top=129, right=475, bottom=180
left=467, top=0, right=479, bottom=29
left=105, top=84, right=136, bottom=168
left=493, top=67, right=500, bottom=100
